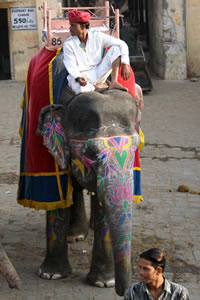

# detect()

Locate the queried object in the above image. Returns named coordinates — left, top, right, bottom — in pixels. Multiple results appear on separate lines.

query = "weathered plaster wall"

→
left=148, top=0, right=187, bottom=79
left=186, top=0, right=200, bottom=77
left=148, top=0, right=164, bottom=77
left=36, top=0, right=63, bottom=50
left=0, top=0, right=39, bottom=80
left=0, top=0, right=61, bottom=80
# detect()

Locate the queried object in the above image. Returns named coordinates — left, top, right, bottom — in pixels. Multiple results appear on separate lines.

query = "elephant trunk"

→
left=97, top=170, right=134, bottom=296
left=94, top=135, right=139, bottom=296
left=0, top=243, right=21, bottom=289
left=106, top=197, right=132, bottom=296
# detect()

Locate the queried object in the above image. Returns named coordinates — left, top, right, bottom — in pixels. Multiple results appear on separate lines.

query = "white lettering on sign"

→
left=11, top=7, right=37, bottom=30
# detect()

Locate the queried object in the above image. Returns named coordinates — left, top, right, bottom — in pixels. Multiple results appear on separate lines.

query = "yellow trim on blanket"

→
left=134, top=167, right=141, bottom=171
left=20, top=170, right=70, bottom=176
left=20, top=95, right=24, bottom=109
left=138, top=127, right=144, bottom=151
left=133, top=195, right=144, bottom=205
left=48, top=48, right=61, bottom=105
left=19, top=124, right=22, bottom=138
left=17, top=163, right=73, bottom=210
left=19, top=92, right=25, bottom=137
left=17, top=198, right=72, bottom=211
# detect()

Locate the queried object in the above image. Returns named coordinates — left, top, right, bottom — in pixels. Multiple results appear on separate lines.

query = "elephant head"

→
left=37, top=89, right=140, bottom=296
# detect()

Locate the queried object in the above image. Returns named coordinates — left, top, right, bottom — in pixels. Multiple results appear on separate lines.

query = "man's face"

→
left=139, top=258, right=159, bottom=284
left=69, top=22, right=83, bottom=37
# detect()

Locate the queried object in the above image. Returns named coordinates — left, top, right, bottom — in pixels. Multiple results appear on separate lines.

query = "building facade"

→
left=0, top=0, right=62, bottom=80
left=0, top=0, right=199, bottom=81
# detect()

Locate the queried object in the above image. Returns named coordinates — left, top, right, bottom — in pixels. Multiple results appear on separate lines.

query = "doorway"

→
left=0, top=9, right=11, bottom=80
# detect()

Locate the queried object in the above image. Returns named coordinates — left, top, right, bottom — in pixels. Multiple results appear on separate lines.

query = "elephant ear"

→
left=37, top=104, right=70, bottom=170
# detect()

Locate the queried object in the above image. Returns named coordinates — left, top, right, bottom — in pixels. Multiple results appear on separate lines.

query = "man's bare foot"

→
left=95, top=82, right=108, bottom=89
left=108, top=81, right=128, bottom=91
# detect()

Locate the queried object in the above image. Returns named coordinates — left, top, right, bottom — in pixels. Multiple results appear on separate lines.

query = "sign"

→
left=11, top=7, right=37, bottom=30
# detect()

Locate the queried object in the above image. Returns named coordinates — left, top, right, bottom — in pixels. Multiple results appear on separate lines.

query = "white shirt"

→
left=63, top=29, right=130, bottom=80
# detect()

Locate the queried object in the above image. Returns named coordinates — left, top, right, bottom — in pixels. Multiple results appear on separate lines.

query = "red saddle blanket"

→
left=17, top=47, right=143, bottom=210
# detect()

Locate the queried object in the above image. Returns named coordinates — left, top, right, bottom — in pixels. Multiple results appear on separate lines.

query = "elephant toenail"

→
left=51, top=274, right=62, bottom=280
left=94, top=281, right=104, bottom=288
left=105, top=279, right=115, bottom=287
left=41, top=272, right=50, bottom=279
left=76, top=235, right=85, bottom=241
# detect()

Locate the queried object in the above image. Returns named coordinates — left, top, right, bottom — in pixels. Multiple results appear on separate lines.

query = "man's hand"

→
left=121, top=64, right=131, bottom=81
left=76, top=77, right=87, bottom=86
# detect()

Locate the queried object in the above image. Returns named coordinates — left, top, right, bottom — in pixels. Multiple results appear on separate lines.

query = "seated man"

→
left=124, top=248, right=189, bottom=300
left=63, top=9, right=131, bottom=94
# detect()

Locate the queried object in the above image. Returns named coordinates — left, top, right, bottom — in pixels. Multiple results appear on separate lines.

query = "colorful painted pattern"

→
left=71, top=143, right=96, bottom=179
left=43, top=117, right=67, bottom=170
left=47, top=210, right=58, bottom=249
left=93, top=135, right=139, bottom=268
left=70, top=134, right=140, bottom=269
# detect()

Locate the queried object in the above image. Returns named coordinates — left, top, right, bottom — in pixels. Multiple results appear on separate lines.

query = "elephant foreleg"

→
left=38, top=208, right=72, bottom=280
left=87, top=197, right=115, bottom=288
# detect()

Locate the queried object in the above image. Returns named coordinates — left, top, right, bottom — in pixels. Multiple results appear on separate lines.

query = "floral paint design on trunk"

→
left=70, top=134, right=140, bottom=270
left=93, top=136, right=137, bottom=269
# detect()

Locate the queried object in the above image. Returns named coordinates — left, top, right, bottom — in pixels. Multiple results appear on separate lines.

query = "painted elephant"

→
left=37, top=88, right=140, bottom=296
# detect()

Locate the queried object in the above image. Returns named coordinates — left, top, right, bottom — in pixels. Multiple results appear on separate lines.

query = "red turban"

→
left=68, top=10, right=91, bottom=23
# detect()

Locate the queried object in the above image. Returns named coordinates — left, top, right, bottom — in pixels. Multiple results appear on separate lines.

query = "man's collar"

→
left=74, top=31, right=89, bottom=44
left=86, top=30, right=91, bottom=40
left=140, top=277, right=172, bottom=296
left=163, top=277, right=172, bottom=294
left=139, top=282, right=149, bottom=295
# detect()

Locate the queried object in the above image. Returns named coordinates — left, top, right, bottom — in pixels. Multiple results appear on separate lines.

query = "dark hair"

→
left=78, top=22, right=90, bottom=29
left=140, top=248, right=166, bottom=272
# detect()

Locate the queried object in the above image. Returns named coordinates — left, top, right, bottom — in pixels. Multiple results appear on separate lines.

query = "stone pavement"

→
left=0, top=79, right=200, bottom=299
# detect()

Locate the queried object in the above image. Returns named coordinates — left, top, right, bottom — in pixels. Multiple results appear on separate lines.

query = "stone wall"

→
left=186, top=0, right=200, bottom=77
left=148, top=0, right=187, bottom=79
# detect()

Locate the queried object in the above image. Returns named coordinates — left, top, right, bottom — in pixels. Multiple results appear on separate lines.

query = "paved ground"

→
left=0, top=79, right=200, bottom=299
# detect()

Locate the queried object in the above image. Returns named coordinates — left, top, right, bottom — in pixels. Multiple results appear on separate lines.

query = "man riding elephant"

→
left=63, top=9, right=131, bottom=93
left=17, top=6, right=144, bottom=297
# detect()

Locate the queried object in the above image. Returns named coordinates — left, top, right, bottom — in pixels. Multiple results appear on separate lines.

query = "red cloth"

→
left=25, top=47, right=58, bottom=172
left=68, top=10, right=91, bottom=23
left=117, top=64, right=136, bottom=99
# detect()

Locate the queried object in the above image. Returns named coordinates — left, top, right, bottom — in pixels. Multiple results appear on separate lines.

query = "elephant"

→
left=36, top=87, right=140, bottom=296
